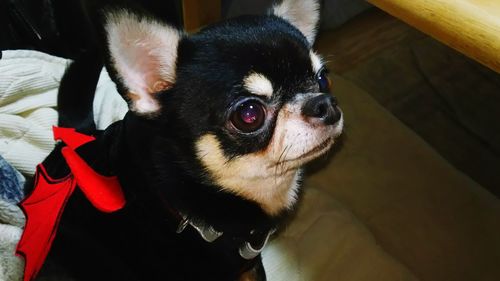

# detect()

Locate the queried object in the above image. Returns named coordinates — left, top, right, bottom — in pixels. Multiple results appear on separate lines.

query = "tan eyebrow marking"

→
left=243, top=72, right=274, bottom=98
left=310, top=51, right=324, bottom=73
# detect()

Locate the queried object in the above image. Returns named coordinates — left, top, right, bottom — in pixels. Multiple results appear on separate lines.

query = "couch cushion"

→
left=306, top=75, right=500, bottom=281
left=263, top=188, right=419, bottom=281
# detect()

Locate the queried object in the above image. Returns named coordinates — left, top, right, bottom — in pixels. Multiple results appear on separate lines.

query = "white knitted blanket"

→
left=0, top=50, right=127, bottom=176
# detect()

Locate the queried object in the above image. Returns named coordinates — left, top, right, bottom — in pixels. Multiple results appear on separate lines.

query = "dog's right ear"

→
left=271, top=0, right=320, bottom=45
left=104, top=10, right=182, bottom=115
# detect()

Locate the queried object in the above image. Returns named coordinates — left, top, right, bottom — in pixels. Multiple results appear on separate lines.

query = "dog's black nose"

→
left=302, top=94, right=341, bottom=125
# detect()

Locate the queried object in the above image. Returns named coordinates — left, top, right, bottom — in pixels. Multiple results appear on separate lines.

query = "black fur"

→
left=35, top=2, right=337, bottom=281
left=57, top=49, right=102, bottom=134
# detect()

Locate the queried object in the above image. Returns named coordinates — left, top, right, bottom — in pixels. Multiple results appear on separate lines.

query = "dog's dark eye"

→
left=317, top=68, right=332, bottom=93
left=230, top=100, right=266, bottom=133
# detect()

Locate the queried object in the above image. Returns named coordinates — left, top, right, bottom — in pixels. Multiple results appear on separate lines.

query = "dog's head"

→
left=103, top=0, right=343, bottom=216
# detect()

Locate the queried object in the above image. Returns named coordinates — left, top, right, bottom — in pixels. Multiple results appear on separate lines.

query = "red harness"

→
left=16, top=127, right=126, bottom=281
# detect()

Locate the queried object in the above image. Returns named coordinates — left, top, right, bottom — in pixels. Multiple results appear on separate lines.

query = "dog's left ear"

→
left=104, top=10, right=182, bottom=114
left=271, top=0, right=320, bottom=45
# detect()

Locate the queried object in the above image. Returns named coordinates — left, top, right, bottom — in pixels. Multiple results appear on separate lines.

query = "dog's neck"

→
left=103, top=113, right=288, bottom=235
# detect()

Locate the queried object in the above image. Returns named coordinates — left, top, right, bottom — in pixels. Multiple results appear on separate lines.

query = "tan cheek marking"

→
left=195, top=134, right=299, bottom=216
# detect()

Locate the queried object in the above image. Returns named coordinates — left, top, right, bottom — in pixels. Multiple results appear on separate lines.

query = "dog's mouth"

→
left=270, top=136, right=335, bottom=171
left=290, top=137, right=334, bottom=163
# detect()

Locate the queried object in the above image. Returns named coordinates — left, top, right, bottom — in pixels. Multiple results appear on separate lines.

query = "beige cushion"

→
left=263, top=188, right=419, bottom=281
left=306, top=75, right=500, bottom=281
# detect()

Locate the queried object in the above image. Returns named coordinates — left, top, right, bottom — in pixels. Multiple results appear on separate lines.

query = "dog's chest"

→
left=46, top=187, right=264, bottom=280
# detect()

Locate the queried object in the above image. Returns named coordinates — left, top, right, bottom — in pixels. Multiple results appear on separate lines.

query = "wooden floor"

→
left=315, top=9, right=425, bottom=74
left=316, top=8, right=500, bottom=196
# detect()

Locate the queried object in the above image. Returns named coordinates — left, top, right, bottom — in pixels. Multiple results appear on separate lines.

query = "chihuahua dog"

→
left=37, top=0, right=343, bottom=280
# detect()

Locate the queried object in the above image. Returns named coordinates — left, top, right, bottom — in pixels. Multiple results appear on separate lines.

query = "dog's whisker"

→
left=280, top=144, right=293, bottom=177
left=274, top=144, right=291, bottom=184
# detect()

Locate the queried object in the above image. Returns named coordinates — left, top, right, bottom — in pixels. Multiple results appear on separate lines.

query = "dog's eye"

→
left=230, top=99, right=266, bottom=133
left=317, top=68, right=332, bottom=93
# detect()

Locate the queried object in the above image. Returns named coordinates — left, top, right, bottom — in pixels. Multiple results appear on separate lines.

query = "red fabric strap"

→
left=17, top=127, right=126, bottom=281
left=61, top=146, right=125, bottom=212
left=16, top=165, right=76, bottom=281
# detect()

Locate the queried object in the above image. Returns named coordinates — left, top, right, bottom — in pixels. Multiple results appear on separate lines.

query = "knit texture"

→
left=0, top=50, right=127, bottom=177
